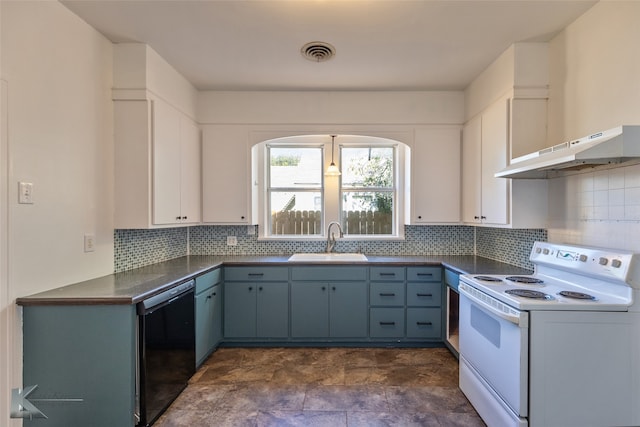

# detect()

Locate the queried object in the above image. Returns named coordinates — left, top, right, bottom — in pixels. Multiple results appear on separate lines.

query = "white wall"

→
left=198, top=91, right=464, bottom=125
left=0, top=2, right=114, bottom=423
left=546, top=1, right=640, bottom=250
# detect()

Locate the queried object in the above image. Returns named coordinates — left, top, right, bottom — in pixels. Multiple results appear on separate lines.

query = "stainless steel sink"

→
left=287, top=253, right=368, bottom=263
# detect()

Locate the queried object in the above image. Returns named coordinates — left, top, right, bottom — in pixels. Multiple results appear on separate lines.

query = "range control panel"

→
left=530, top=241, right=637, bottom=283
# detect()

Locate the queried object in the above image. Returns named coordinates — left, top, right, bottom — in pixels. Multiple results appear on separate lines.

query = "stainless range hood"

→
left=496, top=125, right=640, bottom=179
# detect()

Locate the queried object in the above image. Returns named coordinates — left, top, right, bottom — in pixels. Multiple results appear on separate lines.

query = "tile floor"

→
left=155, top=347, right=485, bottom=427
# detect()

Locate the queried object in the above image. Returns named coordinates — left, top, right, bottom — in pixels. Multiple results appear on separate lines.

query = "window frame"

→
left=256, top=135, right=406, bottom=241
left=339, top=143, right=398, bottom=237
left=266, top=143, right=325, bottom=236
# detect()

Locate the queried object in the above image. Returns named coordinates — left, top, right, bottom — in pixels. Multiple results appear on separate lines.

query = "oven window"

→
left=470, top=305, right=501, bottom=348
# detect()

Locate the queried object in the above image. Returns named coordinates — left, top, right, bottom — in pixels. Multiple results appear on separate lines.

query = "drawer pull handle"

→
left=379, top=273, right=396, bottom=277
left=248, top=286, right=253, bottom=291
left=417, top=293, right=433, bottom=297
left=258, top=286, right=263, bottom=291
left=379, top=321, right=396, bottom=326
left=417, top=273, right=433, bottom=277
left=379, top=293, right=396, bottom=297
left=417, top=322, right=433, bottom=326
left=248, top=273, right=264, bottom=277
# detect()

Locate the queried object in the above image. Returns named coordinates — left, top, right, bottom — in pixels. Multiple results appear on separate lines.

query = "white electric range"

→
left=458, top=241, right=640, bottom=427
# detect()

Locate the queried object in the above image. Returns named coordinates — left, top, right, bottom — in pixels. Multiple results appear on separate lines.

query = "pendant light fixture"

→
left=325, top=134, right=341, bottom=176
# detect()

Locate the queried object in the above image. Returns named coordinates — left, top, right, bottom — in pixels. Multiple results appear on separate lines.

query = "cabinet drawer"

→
left=291, top=266, right=367, bottom=281
left=370, top=283, right=405, bottom=306
left=407, top=282, right=442, bottom=307
left=370, top=267, right=405, bottom=281
left=407, top=267, right=442, bottom=282
left=195, top=268, right=222, bottom=293
left=225, top=266, right=288, bottom=282
left=370, top=308, right=405, bottom=338
left=406, top=308, right=442, bottom=339
left=444, top=269, right=460, bottom=292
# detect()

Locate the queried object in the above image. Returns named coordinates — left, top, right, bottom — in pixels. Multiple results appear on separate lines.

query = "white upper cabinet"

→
left=202, top=125, right=250, bottom=224
left=462, top=95, right=547, bottom=228
left=114, top=97, right=201, bottom=228
left=411, top=127, right=461, bottom=224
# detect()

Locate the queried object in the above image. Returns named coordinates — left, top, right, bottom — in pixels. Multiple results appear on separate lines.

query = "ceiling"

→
left=61, top=0, right=597, bottom=91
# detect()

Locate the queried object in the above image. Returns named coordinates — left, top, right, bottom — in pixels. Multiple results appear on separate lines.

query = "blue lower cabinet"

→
left=195, top=269, right=222, bottom=367
left=370, top=307, right=405, bottom=338
left=406, top=307, right=442, bottom=339
left=224, top=281, right=289, bottom=339
left=291, top=280, right=367, bottom=339
left=330, top=282, right=368, bottom=338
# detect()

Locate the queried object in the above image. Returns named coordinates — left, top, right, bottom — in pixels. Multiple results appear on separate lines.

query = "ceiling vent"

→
left=301, top=42, right=335, bottom=62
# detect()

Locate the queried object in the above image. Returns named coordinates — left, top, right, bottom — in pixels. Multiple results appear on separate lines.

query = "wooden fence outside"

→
left=271, top=210, right=392, bottom=235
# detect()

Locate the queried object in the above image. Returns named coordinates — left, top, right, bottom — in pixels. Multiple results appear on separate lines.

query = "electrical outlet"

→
left=247, top=225, right=255, bottom=235
left=18, top=182, right=34, bottom=204
left=227, top=235, right=238, bottom=246
left=84, top=234, right=95, bottom=252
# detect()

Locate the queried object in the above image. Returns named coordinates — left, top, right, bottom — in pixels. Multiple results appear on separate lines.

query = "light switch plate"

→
left=227, top=235, right=238, bottom=246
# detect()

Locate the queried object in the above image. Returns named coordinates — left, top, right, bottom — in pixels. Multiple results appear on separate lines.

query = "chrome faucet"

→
left=325, top=221, right=344, bottom=253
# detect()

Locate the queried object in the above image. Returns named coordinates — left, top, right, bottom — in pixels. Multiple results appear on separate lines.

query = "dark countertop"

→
left=16, top=254, right=531, bottom=306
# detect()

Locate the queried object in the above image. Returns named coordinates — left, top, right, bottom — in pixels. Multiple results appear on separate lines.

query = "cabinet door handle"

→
left=379, top=272, right=396, bottom=277
left=481, top=216, right=486, bottom=219
left=332, top=286, right=336, bottom=291
left=417, top=321, right=433, bottom=326
left=248, top=273, right=264, bottom=277
left=176, top=216, right=181, bottom=220
left=212, top=292, right=216, bottom=296
left=206, top=295, right=212, bottom=300
left=248, top=286, right=253, bottom=291
left=417, top=293, right=433, bottom=297
left=321, top=286, right=326, bottom=291
left=379, top=293, right=396, bottom=297
left=258, top=286, right=263, bottom=291
left=379, top=321, right=396, bottom=326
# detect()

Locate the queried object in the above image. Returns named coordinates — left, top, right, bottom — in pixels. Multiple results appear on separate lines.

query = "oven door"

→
left=459, top=282, right=529, bottom=422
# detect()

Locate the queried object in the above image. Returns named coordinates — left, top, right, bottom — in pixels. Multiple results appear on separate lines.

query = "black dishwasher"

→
left=137, top=279, right=195, bottom=426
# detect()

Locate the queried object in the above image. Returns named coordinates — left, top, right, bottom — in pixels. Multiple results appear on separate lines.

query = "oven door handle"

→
left=459, top=284, right=525, bottom=326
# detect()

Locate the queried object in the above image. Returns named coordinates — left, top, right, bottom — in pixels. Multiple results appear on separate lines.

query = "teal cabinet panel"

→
left=257, top=282, right=289, bottom=337
left=291, top=282, right=329, bottom=337
left=195, top=268, right=222, bottom=293
left=444, top=268, right=460, bottom=292
left=407, top=267, right=442, bottom=282
left=370, top=307, right=405, bottom=338
left=407, top=282, right=442, bottom=307
left=406, top=307, right=442, bottom=339
left=23, top=305, right=136, bottom=427
left=370, top=282, right=405, bottom=307
left=224, top=282, right=257, bottom=337
left=291, top=266, right=367, bottom=281
left=370, top=266, right=405, bottom=281
left=330, top=282, right=368, bottom=338
left=195, top=282, right=222, bottom=366
left=225, top=266, right=288, bottom=282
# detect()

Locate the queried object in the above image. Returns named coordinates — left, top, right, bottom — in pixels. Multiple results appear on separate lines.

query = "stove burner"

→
left=506, top=276, right=544, bottom=284
left=474, top=276, right=503, bottom=282
left=558, top=291, right=596, bottom=300
left=505, top=289, right=552, bottom=300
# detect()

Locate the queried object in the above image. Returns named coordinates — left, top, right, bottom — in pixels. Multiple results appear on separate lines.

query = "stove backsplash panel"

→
left=476, top=228, right=548, bottom=271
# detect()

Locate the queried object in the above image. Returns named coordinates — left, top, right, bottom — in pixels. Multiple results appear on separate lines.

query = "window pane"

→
left=342, top=191, right=394, bottom=235
left=342, top=147, right=393, bottom=188
left=269, top=147, right=322, bottom=188
left=270, top=191, right=322, bottom=235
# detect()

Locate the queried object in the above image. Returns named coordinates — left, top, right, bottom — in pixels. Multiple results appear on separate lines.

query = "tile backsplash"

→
left=476, top=227, right=547, bottom=271
left=115, top=225, right=546, bottom=273
left=114, top=228, right=188, bottom=273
